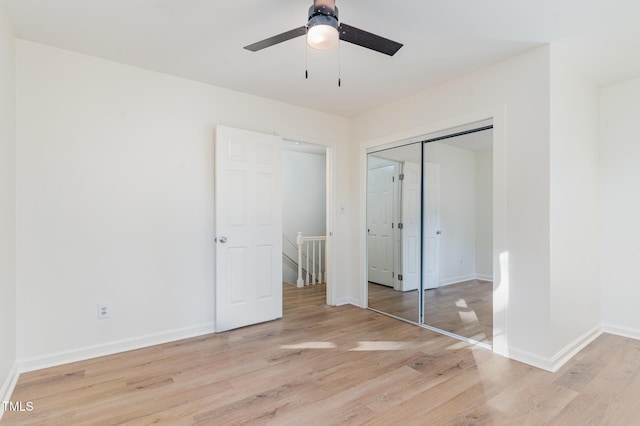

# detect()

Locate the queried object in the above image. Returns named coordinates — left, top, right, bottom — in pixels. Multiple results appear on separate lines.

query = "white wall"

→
left=549, top=51, right=601, bottom=358
left=282, top=149, right=326, bottom=283
left=0, top=3, right=16, bottom=406
left=15, top=40, right=350, bottom=369
left=475, top=149, right=493, bottom=279
left=353, top=46, right=553, bottom=365
left=424, top=142, right=476, bottom=284
left=600, top=77, right=640, bottom=339
left=0, top=3, right=17, bottom=407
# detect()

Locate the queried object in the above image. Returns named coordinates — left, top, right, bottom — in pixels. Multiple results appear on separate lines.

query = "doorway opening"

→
left=366, top=121, right=494, bottom=349
left=282, top=139, right=334, bottom=306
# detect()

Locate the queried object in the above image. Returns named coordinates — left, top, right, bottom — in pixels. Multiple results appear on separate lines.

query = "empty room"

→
left=1, top=0, right=640, bottom=424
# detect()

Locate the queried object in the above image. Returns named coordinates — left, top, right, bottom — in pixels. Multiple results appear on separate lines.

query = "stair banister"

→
left=296, top=232, right=304, bottom=288
left=294, top=232, right=328, bottom=287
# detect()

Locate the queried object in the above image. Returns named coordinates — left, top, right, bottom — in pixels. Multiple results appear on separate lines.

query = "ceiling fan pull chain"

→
left=338, top=39, right=341, bottom=87
left=305, top=27, right=309, bottom=79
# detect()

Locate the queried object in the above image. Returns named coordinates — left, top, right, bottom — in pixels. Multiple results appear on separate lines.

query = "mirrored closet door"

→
left=367, top=143, right=422, bottom=323
left=367, top=125, right=494, bottom=347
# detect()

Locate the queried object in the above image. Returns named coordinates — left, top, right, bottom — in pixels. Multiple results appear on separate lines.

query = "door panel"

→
left=256, top=244, right=274, bottom=299
left=367, top=164, right=395, bottom=286
left=228, top=170, right=247, bottom=226
left=228, top=247, right=247, bottom=304
left=423, top=162, right=441, bottom=289
left=215, top=126, right=282, bottom=332
left=400, top=161, right=421, bottom=291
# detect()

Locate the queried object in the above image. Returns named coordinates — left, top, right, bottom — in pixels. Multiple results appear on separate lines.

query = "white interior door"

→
left=400, top=161, right=421, bottom=291
left=423, top=162, right=441, bottom=290
left=214, top=125, right=282, bottom=332
left=367, top=164, right=395, bottom=286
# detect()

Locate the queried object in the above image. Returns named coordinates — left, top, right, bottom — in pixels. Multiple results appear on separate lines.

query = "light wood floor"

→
left=4, top=283, right=640, bottom=425
left=368, top=280, right=493, bottom=345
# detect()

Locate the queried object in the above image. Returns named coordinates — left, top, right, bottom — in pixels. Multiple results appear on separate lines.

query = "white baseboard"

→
left=438, top=274, right=493, bottom=287
left=335, top=297, right=359, bottom=307
left=18, top=322, right=215, bottom=374
left=0, top=362, right=19, bottom=422
left=506, top=348, right=556, bottom=372
left=475, top=274, right=493, bottom=282
left=438, top=274, right=475, bottom=287
left=601, top=323, right=640, bottom=340
left=507, top=326, right=602, bottom=373
left=549, top=326, right=602, bottom=372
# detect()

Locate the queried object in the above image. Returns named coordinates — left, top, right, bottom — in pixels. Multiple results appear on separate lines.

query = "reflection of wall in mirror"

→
left=423, top=141, right=493, bottom=286
left=475, top=150, right=493, bottom=281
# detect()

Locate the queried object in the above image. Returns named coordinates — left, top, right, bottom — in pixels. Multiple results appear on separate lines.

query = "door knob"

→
left=436, top=230, right=442, bottom=235
left=219, top=236, right=228, bottom=243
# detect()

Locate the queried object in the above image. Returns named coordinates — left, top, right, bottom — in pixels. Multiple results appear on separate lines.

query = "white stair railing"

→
left=296, top=232, right=327, bottom=287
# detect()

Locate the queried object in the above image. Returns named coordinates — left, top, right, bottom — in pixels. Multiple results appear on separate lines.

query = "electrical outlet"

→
left=97, top=304, right=110, bottom=319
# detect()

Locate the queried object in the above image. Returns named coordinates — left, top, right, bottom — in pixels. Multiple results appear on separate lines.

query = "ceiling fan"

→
left=243, top=0, right=403, bottom=56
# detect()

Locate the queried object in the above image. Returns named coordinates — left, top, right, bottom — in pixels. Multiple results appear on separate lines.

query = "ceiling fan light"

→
left=307, top=24, right=339, bottom=50
left=307, top=12, right=339, bottom=51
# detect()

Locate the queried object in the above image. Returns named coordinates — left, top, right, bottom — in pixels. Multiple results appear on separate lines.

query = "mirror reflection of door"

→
left=367, top=144, right=422, bottom=323
left=400, top=160, right=421, bottom=292
left=366, top=125, right=493, bottom=347
left=367, top=159, right=397, bottom=287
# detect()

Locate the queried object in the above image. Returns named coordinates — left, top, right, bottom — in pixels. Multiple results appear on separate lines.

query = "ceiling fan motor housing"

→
left=308, top=3, right=339, bottom=32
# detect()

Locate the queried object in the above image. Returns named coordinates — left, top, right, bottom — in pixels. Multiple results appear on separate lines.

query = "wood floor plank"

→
left=360, top=373, right=485, bottom=425
left=4, top=283, right=640, bottom=425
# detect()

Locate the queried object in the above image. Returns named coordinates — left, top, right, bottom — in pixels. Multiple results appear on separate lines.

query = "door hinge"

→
left=398, top=274, right=403, bottom=281
left=399, top=173, right=405, bottom=181
left=392, top=272, right=394, bottom=278
left=391, top=223, right=394, bottom=229
left=398, top=223, right=403, bottom=229
left=392, top=176, right=395, bottom=182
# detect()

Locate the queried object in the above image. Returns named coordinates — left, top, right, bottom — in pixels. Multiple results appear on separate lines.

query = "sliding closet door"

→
left=422, top=129, right=494, bottom=346
left=367, top=143, right=422, bottom=323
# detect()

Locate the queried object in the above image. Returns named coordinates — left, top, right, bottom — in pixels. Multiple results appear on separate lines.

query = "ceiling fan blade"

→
left=244, top=26, right=307, bottom=52
left=339, top=23, right=403, bottom=56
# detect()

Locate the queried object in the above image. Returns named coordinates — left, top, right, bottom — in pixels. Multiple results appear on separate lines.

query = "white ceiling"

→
left=5, top=0, right=640, bottom=117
